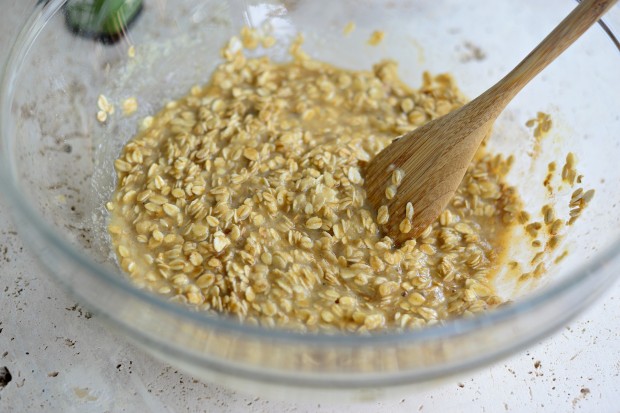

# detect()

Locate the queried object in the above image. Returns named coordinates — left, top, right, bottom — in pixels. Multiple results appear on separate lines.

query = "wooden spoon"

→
left=365, top=0, right=617, bottom=244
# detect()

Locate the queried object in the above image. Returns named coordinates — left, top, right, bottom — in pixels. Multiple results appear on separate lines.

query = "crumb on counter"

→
left=96, top=110, right=107, bottom=123
left=343, top=22, right=356, bottom=36
left=122, top=97, right=138, bottom=116
left=367, top=30, right=385, bottom=46
left=97, top=94, right=114, bottom=123
left=97, top=94, right=114, bottom=114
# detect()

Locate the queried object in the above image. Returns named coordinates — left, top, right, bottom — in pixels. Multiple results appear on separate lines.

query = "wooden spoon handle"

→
left=484, top=0, right=618, bottom=107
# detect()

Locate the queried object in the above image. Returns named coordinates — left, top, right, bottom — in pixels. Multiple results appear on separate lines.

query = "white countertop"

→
left=1, top=2, right=619, bottom=412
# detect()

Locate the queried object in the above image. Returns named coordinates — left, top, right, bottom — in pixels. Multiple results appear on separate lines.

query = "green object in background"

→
left=65, top=0, right=143, bottom=42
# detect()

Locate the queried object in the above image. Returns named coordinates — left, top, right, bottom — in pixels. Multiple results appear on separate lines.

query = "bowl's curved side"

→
left=1, top=0, right=620, bottom=395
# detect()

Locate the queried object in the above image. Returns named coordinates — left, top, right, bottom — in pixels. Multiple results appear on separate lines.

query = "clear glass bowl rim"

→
left=1, top=0, right=619, bottom=347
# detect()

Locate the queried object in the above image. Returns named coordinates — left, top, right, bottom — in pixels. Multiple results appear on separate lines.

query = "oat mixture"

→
left=107, top=33, right=526, bottom=332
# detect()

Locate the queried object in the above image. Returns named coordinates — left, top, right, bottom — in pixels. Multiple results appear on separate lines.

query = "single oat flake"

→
left=367, top=30, right=385, bottom=46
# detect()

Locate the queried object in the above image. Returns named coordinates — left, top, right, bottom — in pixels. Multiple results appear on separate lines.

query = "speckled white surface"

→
left=1, top=2, right=619, bottom=412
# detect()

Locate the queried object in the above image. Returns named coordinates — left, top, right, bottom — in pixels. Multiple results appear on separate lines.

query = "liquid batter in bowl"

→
left=107, top=32, right=530, bottom=332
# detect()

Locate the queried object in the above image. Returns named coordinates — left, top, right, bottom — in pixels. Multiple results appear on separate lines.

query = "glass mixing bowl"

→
left=1, top=0, right=619, bottom=401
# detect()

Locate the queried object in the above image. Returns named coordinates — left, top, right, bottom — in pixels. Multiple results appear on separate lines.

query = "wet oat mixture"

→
left=107, top=30, right=526, bottom=332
